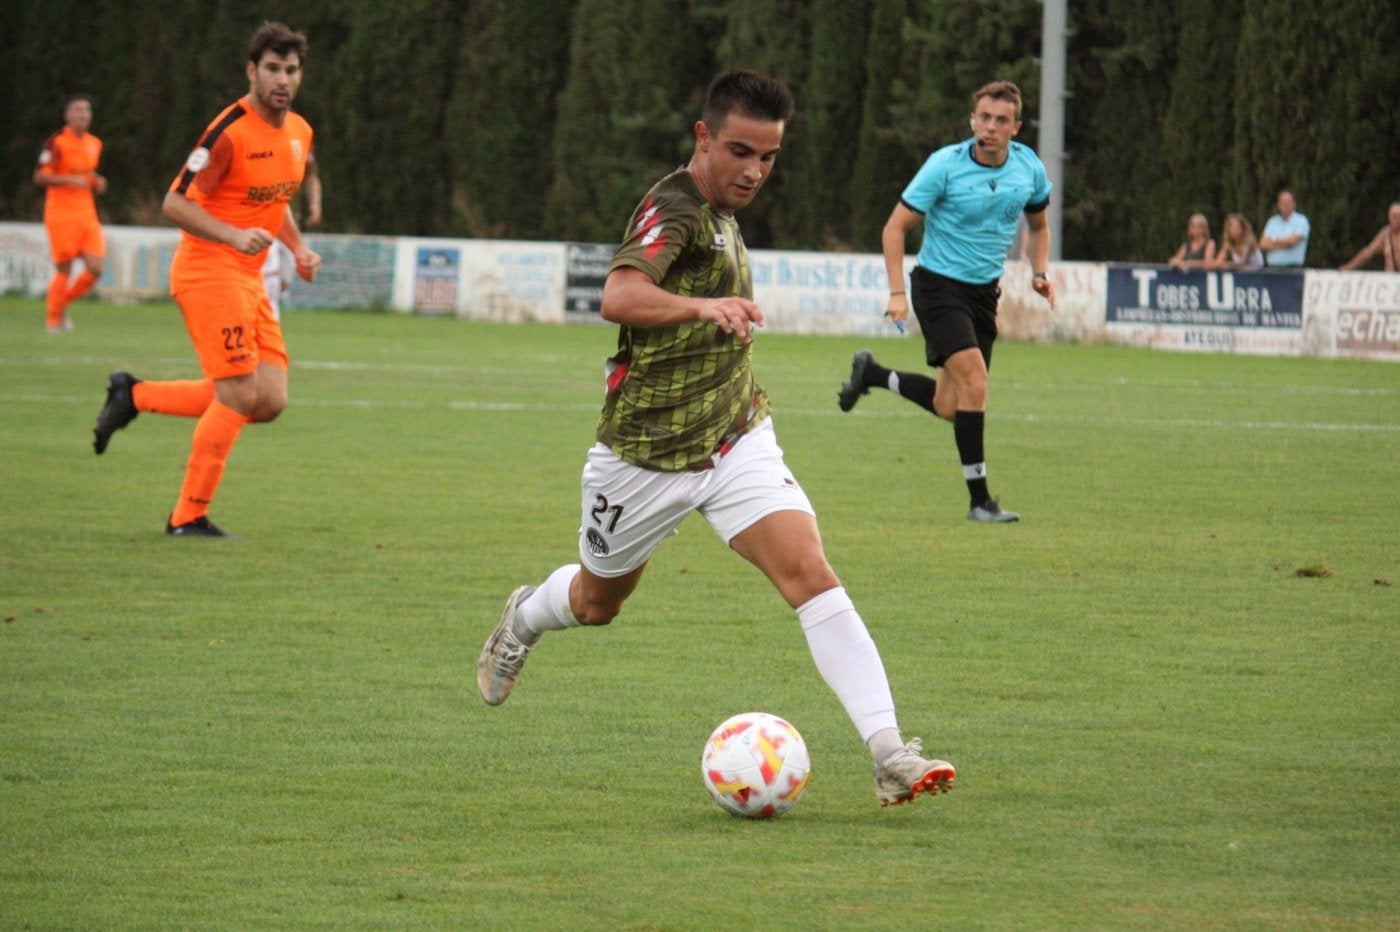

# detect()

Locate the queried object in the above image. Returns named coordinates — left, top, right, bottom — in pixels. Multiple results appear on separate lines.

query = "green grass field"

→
left=2, top=297, right=1397, bottom=929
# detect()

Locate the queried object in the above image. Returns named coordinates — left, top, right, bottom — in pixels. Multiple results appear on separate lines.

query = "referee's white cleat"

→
left=476, top=585, right=538, bottom=706
left=968, top=498, right=1019, bottom=522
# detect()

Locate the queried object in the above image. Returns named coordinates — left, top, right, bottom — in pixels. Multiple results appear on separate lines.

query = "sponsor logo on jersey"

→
left=244, top=180, right=301, bottom=204
left=247, top=150, right=274, bottom=160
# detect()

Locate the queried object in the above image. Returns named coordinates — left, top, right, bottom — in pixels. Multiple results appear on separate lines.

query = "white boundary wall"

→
left=2, top=221, right=1395, bottom=361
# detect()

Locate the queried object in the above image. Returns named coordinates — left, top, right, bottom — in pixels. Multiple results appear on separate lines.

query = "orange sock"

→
left=133, top=379, right=215, bottom=417
left=46, top=273, right=70, bottom=326
left=65, top=270, right=99, bottom=303
left=169, top=400, right=248, bottom=526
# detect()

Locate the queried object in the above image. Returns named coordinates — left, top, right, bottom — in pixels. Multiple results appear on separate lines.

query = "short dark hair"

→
left=702, top=70, right=795, bottom=131
left=249, top=21, right=308, bottom=65
left=972, top=81, right=1023, bottom=120
left=64, top=93, right=91, bottom=109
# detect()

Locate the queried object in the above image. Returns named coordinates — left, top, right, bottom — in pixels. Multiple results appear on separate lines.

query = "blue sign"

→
left=414, top=246, right=460, bottom=313
left=1106, top=266, right=1303, bottom=329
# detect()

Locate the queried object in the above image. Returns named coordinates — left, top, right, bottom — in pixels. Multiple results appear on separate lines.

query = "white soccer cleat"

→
left=968, top=498, right=1019, bottom=523
left=476, top=585, right=537, bottom=706
left=874, top=738, right=956, bottom=807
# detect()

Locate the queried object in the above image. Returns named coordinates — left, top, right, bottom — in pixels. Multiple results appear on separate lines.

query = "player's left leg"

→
left=713, top=425, right=955, bottom=804
left=64, top=235, right=105, bottom=307
left=164, top=284, right=267, bottom=534
left=729, top=510, right=956, bottom=805
left=838, top=349, right=940, bottom=416
left=45, top=259, right=72, bottom=331
left=242, top=361, right=288, bottom=424
left=942, top=341, right=1017, bottom=522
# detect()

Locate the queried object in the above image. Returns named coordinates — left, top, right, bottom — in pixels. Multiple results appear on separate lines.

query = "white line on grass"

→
left=4, top=391, right=1398, bottom=434
left=8, top=354, right=1398, bottom=400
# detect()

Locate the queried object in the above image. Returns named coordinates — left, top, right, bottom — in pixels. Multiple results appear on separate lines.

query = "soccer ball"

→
left=701, top=712, right=811, bottom=818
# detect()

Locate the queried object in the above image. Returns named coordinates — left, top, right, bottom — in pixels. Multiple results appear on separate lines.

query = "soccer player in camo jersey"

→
left=838, top=80, right=1057, bottom=523
left=478, top=70, right=957, bottom=808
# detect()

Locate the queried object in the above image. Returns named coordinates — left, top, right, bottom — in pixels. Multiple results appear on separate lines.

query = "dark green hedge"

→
left=4, top=0, right=1396, bottom=265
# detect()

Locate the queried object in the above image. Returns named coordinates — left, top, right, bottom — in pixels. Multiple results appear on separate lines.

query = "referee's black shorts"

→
left=910, top=265, right=1000, bottom=370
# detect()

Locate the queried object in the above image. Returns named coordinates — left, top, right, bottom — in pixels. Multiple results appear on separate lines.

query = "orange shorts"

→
left=174, top=278, right=289, bottom=380
left=46, top=216, right=104, bottom=264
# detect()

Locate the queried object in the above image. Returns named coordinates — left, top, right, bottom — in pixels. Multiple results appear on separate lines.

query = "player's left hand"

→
left=1032, top=274, right=1057, bottom=309
left=294, top=246, right=321, bottom=282
left=91, top=173, right=108, bottom=195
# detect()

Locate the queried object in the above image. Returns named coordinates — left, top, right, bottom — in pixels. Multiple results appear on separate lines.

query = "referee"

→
left=838, top=80, right=1056, bottom=523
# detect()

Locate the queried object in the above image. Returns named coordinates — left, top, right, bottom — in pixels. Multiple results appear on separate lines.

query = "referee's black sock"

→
left=860, top=357, right=937, bottom=415
left=953, top=409, right=991, bottom=505
left=892, top=371, right=937, bottom=415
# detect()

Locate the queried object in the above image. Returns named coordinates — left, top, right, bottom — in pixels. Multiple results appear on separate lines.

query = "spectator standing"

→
left=1339, top=202, right=1400, bottom=272
left=1168, top=213, right=1216, bottom=270
left=1259, top=189, right=1309, bottom=267
left=1210, top=213, right=1265, bottom=270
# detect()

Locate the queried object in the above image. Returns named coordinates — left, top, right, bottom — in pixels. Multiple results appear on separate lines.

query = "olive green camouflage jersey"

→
left=597, top=168, right=770, bottom=471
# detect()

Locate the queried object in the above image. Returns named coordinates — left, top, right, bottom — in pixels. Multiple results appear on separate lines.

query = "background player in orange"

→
left=33, top=93, right=106, bottom=332
left=91, top=22, right=320, bottom=537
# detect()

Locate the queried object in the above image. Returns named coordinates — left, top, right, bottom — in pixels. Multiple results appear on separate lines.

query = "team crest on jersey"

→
left=290, top=139, right=303, bottom=162
left=585, top=528, right=610, bottom=557
left=185, top=147, right=211, bottom=173
left=711, top=232, right=727, bottom=251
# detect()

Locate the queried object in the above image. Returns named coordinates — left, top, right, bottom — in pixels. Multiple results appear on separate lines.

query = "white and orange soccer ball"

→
left=701, top=712, right=811, bottom=818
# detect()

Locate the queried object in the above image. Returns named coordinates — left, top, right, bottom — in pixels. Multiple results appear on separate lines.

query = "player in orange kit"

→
left=33, top=94, right=106, bottom=332
left=90, top=22, right=320, bottom=537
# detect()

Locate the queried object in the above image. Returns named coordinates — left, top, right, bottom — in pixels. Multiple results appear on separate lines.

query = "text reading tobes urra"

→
left=1131, top=268, right=1276, bottom=312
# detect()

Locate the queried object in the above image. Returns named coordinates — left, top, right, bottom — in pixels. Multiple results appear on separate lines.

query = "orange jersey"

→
left=168, top=96, right=313, bottom=291
left=36, top=127, right=103, bottom=224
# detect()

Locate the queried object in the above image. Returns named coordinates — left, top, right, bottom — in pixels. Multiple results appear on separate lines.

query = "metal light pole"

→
left=1040, top=0, right=1067, bottom=261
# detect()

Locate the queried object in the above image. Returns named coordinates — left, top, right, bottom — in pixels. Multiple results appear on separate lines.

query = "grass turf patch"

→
left=2, top=297, right=1397, bottom=927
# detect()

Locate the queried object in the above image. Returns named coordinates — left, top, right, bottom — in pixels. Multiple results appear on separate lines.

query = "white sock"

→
left=515, top=564, right=581, bottom=642
left=797, top=587, right=899, bottom=749
left=867, top=727, right=905, bottom=764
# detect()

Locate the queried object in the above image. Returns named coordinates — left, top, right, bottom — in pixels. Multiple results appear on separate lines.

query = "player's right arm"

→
left=881, top=203, right=921, bottom=324
left=163, top=134, right=272, bottom=255
left=34, top=169, right=92, bottom=188
left=601, top=267, right=763, bottom=343
left=33, top=138, right=90, bottom=190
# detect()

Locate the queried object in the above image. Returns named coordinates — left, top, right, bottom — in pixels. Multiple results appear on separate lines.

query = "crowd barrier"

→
left=2, top=222, right=1396, bottom=361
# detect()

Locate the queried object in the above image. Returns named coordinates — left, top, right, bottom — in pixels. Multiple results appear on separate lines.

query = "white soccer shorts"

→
left=577, top=418, right=816, bottom=578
